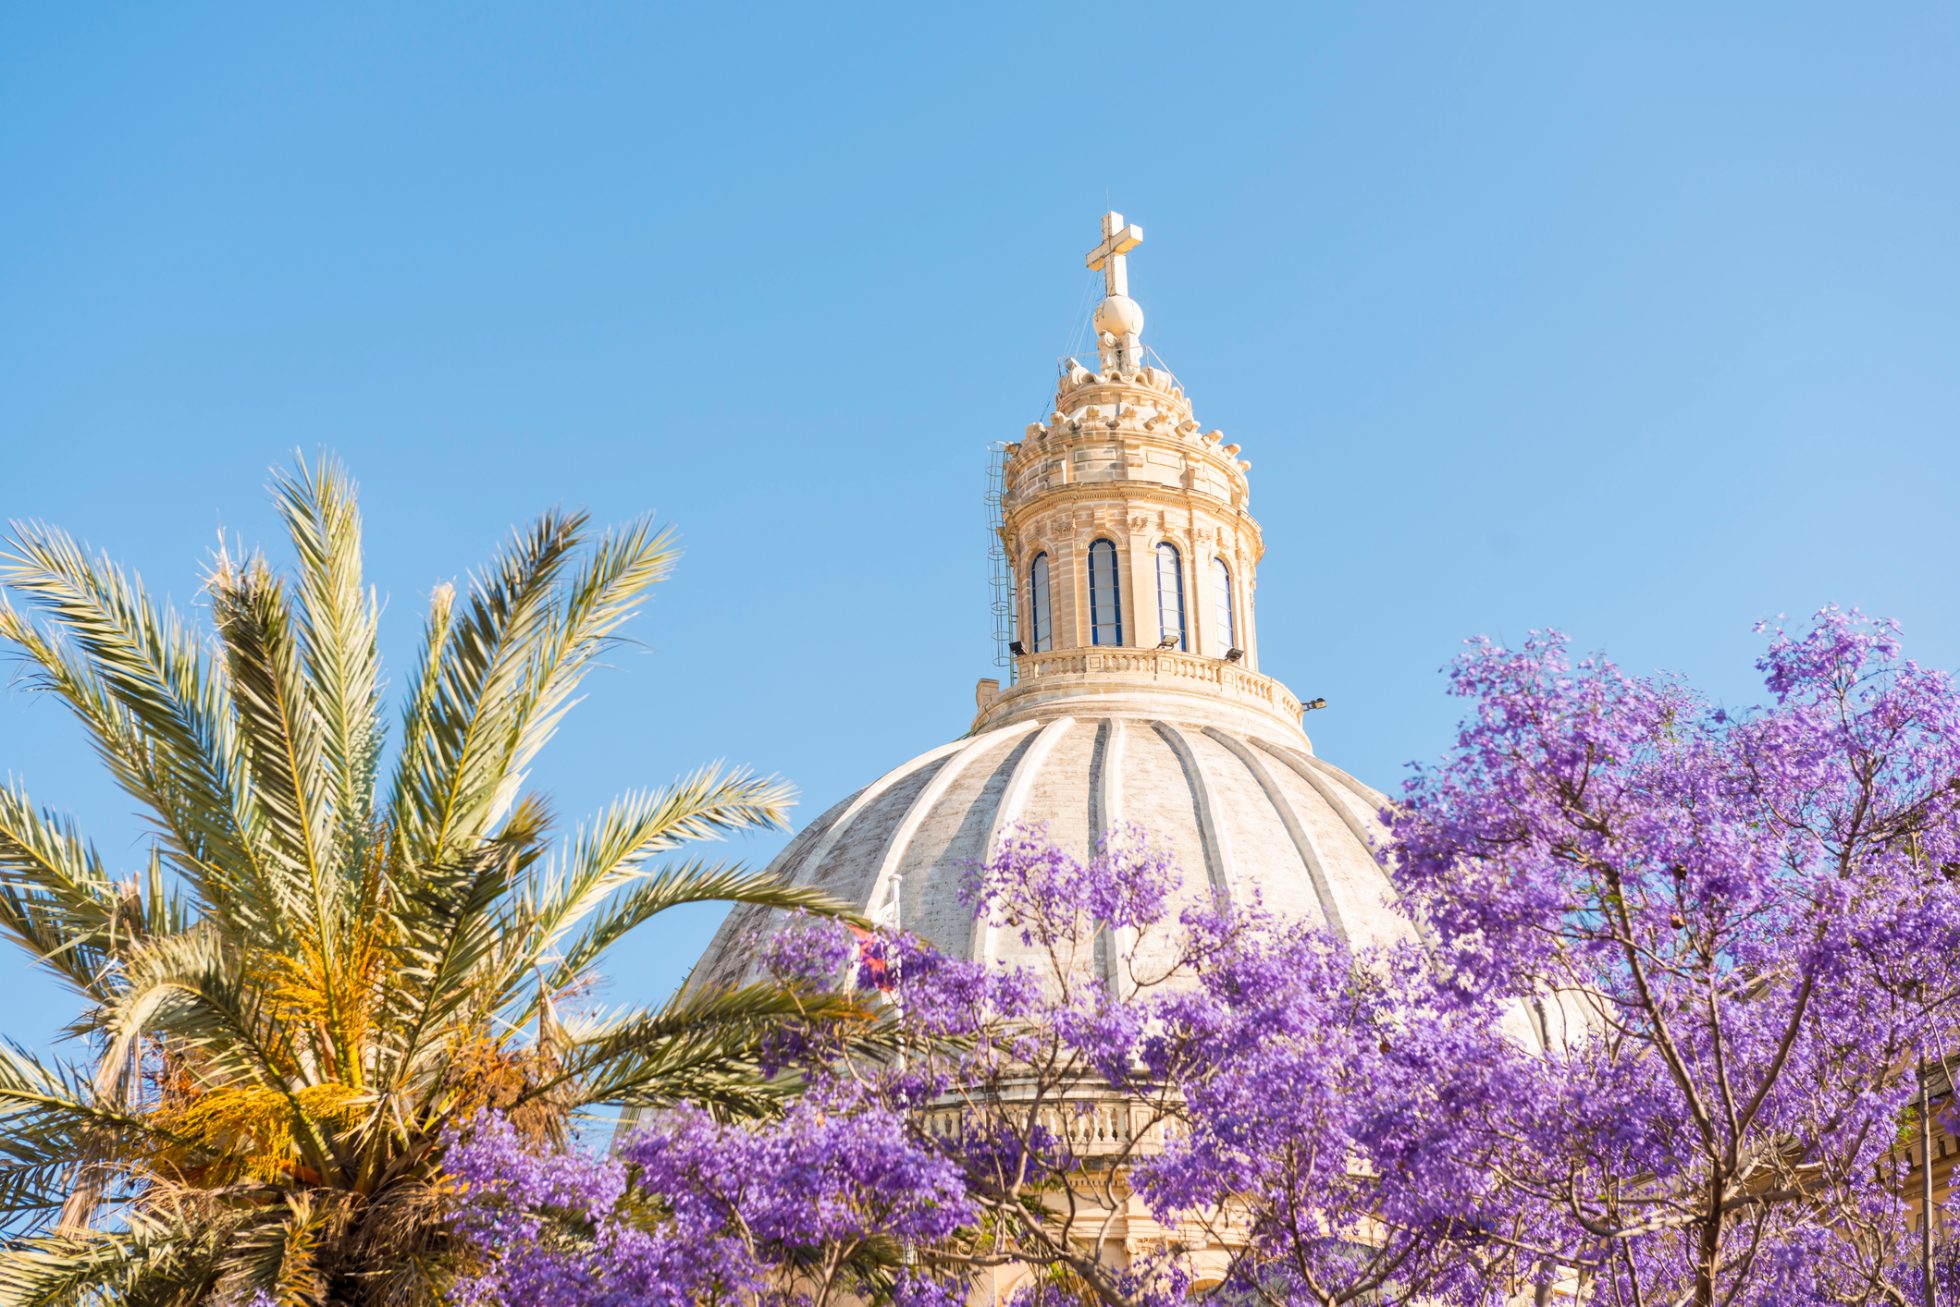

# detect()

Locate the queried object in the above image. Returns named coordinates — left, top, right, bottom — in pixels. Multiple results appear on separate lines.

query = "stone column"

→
left=1125, top=524, right=1156, bottom=648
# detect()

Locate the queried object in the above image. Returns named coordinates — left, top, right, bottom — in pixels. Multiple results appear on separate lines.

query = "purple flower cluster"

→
left=757, top=909, right=857, bottom=988
left=961, top=822, right=1178, bottom=945
left=445, top=1084, right=973, bottom=1307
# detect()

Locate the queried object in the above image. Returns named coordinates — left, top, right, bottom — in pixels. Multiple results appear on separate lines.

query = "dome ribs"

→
left=1088, top=718, right=1123, bottom=841
left=971, top=717, right=1076, bottom=964
left=685, top=718, right=1421, bottom=1000
left=1294, top=748, right=1394, bottom=816
left=870, top=721, right=1040, bottom=947
left=1252, top=742, right=1421, bottom=948
left=1090, top=718, right=1132, bottom=992
left=1202, top=728, right=1350, bottom=943
left=680, top=788, right=869, bottom=992
left=789, top=736, right=976, bottom=896
left=1147, top=721, right=1235, bottom=904
left=773, top=789, right=867, bottom=889
left=1253, top=742, right=1386, bottom=854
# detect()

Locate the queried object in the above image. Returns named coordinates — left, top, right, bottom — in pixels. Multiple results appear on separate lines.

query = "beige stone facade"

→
left=976, top=353, right=1299, bottom=743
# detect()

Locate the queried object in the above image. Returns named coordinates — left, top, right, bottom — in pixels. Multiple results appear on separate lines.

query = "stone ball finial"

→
left=1093, top=293, right=1144, bottom=339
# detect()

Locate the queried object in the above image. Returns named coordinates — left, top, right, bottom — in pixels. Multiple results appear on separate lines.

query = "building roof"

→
left=690, top=710, right=1413, bottom=991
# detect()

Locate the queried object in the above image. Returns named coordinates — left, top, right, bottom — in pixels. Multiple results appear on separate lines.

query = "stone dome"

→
left=688, top=209, right=1454, bottom=1021
left=690, top=710, right=1413, bottom=991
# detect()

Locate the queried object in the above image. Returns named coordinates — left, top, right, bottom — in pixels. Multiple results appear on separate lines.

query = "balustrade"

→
left=919, top=1090, right=1180, bottom=1160
left=1010, top=647, right=1301, bottom=719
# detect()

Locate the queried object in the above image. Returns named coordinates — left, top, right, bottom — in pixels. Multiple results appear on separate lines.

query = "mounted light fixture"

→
left=1008, top=640, right=1026, bottom=657
left=1156, top=634, right=1179, bottom=650
left=1303, top=697, right=1328, bottom=712
left=1225, top=647, right=1244, bottom=662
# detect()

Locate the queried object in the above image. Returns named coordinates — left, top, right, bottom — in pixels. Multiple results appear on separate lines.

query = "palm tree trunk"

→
left=56, top=1038, right=140, bottom=1235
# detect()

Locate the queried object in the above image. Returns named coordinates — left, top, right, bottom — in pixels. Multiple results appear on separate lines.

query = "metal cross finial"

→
left=1085, top=210, right=1144, bottom=298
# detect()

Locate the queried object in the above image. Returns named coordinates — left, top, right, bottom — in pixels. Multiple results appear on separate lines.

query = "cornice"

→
left=999, top=483, right=1266, bottom=558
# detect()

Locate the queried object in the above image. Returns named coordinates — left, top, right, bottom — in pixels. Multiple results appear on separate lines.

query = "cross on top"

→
left=1085, top=211, right=1143, bottom=298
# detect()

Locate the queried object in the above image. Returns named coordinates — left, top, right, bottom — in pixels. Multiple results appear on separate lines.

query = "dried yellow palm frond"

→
left=210, top=1190, right=334, bottom=1307
left=150, top=1083, right=295, bottom=1184
left=293, top=1082, right=366, bottom=1134
left=259, top=928, right=388, bottom=1079
left=434, top=1035, right=553, bottom=1140
left=270, top=1194, right=328, bottom=1307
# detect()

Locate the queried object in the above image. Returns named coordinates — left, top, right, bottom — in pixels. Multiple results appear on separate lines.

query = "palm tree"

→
left=0, top=457, right=866, bottom=1305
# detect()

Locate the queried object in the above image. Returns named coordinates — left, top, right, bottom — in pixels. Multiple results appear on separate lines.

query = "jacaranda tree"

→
left=1388, top=609, right=1960, bottom=1305
left=0, top=457, right=869, bottom=1306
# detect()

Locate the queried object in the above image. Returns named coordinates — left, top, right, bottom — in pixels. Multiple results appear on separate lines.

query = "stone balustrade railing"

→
left=1013, top=647, right=1301, bottom=719
left=918, top=1091, right=1179, bottom=1159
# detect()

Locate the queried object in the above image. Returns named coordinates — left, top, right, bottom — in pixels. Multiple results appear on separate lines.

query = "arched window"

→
left=1088, top=539, right=1123, bottom=647
left=1212, top=558, right=1236, bottom=655
left=1155, top=542, right=1186, bottom=651
left=1027, top=553, right=1053, bottom=653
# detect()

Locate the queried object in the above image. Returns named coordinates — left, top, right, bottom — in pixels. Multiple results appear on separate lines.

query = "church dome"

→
left=690, top=710, right=1411, bottom=992
left=688, top=209, right=1432, bottom=999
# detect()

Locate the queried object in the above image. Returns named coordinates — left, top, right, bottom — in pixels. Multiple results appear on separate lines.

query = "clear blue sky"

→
left=4, top=6, right=1958, bottom=1049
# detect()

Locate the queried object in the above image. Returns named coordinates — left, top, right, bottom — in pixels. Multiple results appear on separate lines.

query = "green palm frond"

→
left=373, top=800, right=550, bottom=1096
left=504, top=519, right=676, bottom=784
left=102, top=929, right=292, bottom=1087
left=535, top=857, right=858, bottom=1004
left=0, top=1206, right=216, bottom=1307
left=1, top=525, right=264, bottom=890
left=385, top=581, right=455, bottom=877
left=208, top=553, right=334, bottom=942
left=271, top=455, right=382, bottom=865
left=0, top=1040, right=196, bottom=1222
left=136, top=847, right=194, bottom=954
left=0, top=603, right=257, bottom=932
left=394, top=511, right=584, bottom=870
left=537, top=982, right=888, bottom=1116
left=0, top=780, right=121, bottom=996
left=518, top=766, right=794, bottom=968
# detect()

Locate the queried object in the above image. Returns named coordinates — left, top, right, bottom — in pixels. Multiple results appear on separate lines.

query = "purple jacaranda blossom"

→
left=445, top=1081, right=975, bottom=1307
left=880, top=826, right=1536, bottom=1305
left=449, top=820, right=1536, bottom=1305
left=962, top=823, right=1178, bottom=944
left=758, top=909, right=858, bottom=988
left=1115, top=897, right=1546, bottom=1305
